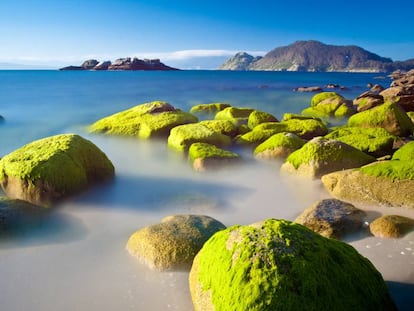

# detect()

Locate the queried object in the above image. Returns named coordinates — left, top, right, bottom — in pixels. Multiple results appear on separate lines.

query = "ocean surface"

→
left=0, top=70, right=413, bottom=310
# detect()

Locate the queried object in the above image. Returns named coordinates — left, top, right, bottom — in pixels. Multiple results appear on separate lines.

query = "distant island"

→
left=60, top=57, right=178, bottom=71
left=219, top=40, right=414, bottom=72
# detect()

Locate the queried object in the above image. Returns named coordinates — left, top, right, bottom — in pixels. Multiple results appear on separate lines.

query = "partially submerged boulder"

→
left=214, top=107, right=255, bottom=126
left=302, top=92, right=355, bottom=118
left=254, top=132, right=305, bottom=160
left=167, top=123, right=232, bottom=152
left=295, top=199, right=366, bottom=239
left=199, top=120, right=239, bottom=138
left=188, top=143, right=240, bottom=172
left=190, top=103, right=231, bottom=115
left=126, top=214, right=226, bottom=271
left=247, top=110, right=278, bottom=129
left=324, top=127, right=396, bottom=157
left=281, top=137, right=376, bottom=179
left=369, top=215, right=414, bottom=238
left=348, top=101, right=414, bottom=136
left=189, top=219, right=396, bottom=311
left=0, top=134, right=115, bottom=207
left=322, top=141, right=414, bottom=208
left=89, top=101, right=198, bottom=138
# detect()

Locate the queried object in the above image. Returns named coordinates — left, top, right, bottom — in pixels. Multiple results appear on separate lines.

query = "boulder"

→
left=302, top=92, right=355, bottom=118
left=236, top=119, right=328, bottom=147
left=188, top=143, right=240, bottom=172
left=189, top=103, right=231, bottom=115
left=126, top=214, right=226, bottom=271
left=281, top=137, right=376, bottom=179
left=167, top=123, right=232, bottom=152
left=81, top=59, right=99, bottom=69
left=89, top=101, right=198, bottom=139
left=295, top=199, right=366, bottom=239
left=247, top=110, right=278, bottom=129
left=0, top=134, right=115, bottom=207
left=199, top=120, right=239, bottom=137
left=322, top=141, right=414, bottom=208
left=348, top=101, right=414, bottom=136
left=369, top=215, right=414, bottom=238
left=254, top=132, right=305, bottom=160
left=214, top=107, right=255, bottom=126
left=189, top=219, right=396, bottom=311
left=324, top=127, right=396, bottom=157
left=380, top=85, right=414, bottom=112
left=353, top=92, right=384, bottom=112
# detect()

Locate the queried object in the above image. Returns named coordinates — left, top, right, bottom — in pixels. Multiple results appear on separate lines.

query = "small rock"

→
left=370, top=215, right=414, bottom=238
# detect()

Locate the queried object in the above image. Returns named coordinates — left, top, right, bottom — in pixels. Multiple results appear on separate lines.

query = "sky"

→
left=0, top=0, right=413, bottom=69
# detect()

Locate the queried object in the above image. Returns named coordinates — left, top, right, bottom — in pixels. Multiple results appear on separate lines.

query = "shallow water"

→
left=0, top=71, right=413, bottom=310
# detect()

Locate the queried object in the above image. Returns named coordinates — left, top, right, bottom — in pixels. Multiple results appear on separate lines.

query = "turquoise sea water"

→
left=0, top=70, right=413, bottom=310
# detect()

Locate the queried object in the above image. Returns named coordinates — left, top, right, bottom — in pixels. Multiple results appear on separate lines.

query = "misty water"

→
left=0, top=71, right=413, bottom=310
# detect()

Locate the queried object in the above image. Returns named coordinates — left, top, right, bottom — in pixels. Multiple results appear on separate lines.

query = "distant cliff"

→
left=60, top=57, right=178, bottom=71
left=219, top=41, right=414, bottom=72
left=218, top=52, right=262, bottom=70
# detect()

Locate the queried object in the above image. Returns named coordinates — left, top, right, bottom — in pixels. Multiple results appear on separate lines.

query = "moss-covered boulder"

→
left=254, top=132, right=305, bottom=160
left=369, top=215, right=414, bottom=238
left=324, top=127, right=396, bottom=157
left=302, top=92, right=355, bottom=118
left=0, top=196, right=48, bottom=234
left=408, top=111, right=414, bottom=123
left=281, top=137, right=376, bottom=179
left=295, top=199, right=366, bottom=239
left=199, top=120, right=239, bottom=138
left=247, top=110, right=278, bottom=129
left=126, top=214, right=225, bottom=271
left=348, top=101, right=414, bottom=136
left=89, top=101, right=198, bottom=138
left=190, top=103, right=231, bottom=115
left=0, top=134, right=115, bottom=207
left=236, top=119, right=328, bottom=147
left=189, top=143, right=240, bottom=172
left=353, top=93, right=384, bottom=112
left=189, top=219, right=396, bottom=311
left=281, top=113, right=321, bottom=122
left=322, top=141, right=414, bottom=208
left=168, top=123, right=232, bottom=152
left=214, top=107, right=255, bottom=126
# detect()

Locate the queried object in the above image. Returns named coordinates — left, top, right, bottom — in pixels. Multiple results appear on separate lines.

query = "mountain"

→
left=219, top=41, right=414, bottom=72
left=218, top=52, right=262, bottom=70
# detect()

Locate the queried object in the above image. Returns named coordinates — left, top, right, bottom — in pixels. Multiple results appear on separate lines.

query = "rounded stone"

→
left=369, top=215, right=414, bottom=238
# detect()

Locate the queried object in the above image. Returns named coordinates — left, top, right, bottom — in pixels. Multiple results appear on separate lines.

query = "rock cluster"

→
left=60, top=57, right=178, bottom=71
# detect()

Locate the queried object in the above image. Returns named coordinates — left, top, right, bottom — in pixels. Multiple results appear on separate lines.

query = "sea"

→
left=0, top=70, right=413, bottom=310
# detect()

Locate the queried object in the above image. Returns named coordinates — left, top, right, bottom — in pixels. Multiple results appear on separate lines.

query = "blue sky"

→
left=0, top=0, right=413, bottom=68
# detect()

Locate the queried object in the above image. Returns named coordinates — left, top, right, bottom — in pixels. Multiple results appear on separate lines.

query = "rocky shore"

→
left=1, top=69, right=414, bottom=310
left=59, top=57, right=178, bottom=71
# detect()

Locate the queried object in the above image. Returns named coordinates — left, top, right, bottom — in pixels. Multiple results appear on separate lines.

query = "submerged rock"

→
left=167, top=123, right=232, bottom=152
left=0, top=134, right=115, bottom=207
left=126, top=214, right=226, bottom=271
left=295, top=199, right=366, bottom=239
left=348, top=101, right=414, bottom=136
left=369, top=215, right=414, bottom=238
left=189, top=219, right=396, bottom=311
left=90, top=101, right=198, bottom=139
left=188, top=143, right=240, bottom=172
left=281, top=137, right=376, bottom=179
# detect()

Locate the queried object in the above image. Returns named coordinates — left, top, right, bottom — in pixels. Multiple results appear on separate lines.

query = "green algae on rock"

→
left=199, top=120, right=239, bottom=138
left=214, top=107, right=255, bottom=126
left=168, top=123, right=232, bottom=152
left=189, top=219, right=396, bottom=311
left=89, top=101, right=198, bottom=138
left=189, top=143, right=241, bottom=172
left=295, top=199, right=366, bottom=239
left=348, top=101, right=414, bottom=136
left=302, top=92, right=355, bottom=118
left=281, top=137, right=376, bottom=179
left=126, top=214, right=226, bottom=271
left=0, top=134, right=115, bottom=207
left=247, top=110, right=278, bottom=129
left=254, top=132, right=305, bottom=160
left=324, top=127, right=396, bottom=157
left=369, top=215, right=414, bottom=238
left=189, top=103, right=231, bottom=115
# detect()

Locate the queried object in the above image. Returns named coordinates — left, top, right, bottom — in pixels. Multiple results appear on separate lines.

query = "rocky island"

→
left=60, top=57, right=178, bottom=71
left=220, top=40, right=414, bottom=72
